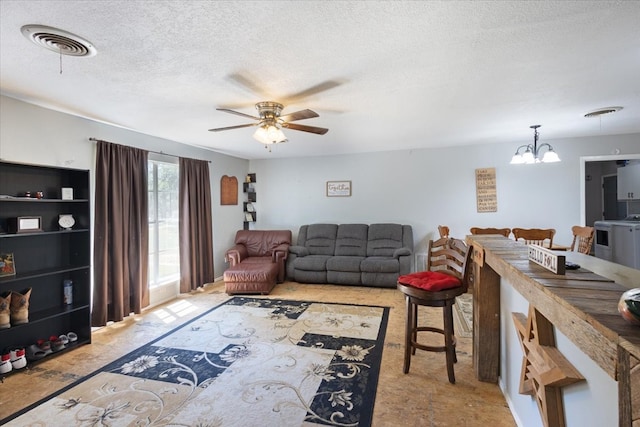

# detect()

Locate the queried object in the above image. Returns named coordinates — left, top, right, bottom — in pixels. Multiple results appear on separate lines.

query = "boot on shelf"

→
left=0, top=291, right=11, bottom=329
left=10, top=288, right=31, bottom=325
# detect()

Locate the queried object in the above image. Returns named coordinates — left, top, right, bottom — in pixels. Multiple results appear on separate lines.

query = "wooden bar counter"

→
left=466, top=235, right=640, bottom=427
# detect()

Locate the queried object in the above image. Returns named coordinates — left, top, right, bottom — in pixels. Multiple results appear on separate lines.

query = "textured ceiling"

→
left=1, top=1, right=639, bottom=160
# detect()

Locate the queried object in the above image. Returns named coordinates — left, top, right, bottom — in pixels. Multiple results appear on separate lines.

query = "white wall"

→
left=251, top=134, right=640, bottom=256
left=0, top=95, right=249, bottom=279
left=3, top=94, right=639, bottom=274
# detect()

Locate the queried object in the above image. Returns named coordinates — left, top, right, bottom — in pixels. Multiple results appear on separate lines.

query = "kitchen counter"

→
left=466, top=234, right=640, bottom=427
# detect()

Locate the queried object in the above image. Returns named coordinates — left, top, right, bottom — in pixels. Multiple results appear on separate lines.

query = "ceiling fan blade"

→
left=208, top=123, right=257, bottom=132
left=282, top=122, right=329, bottom=135
left=283, top=80, right=344, bottom=103
left=226, top=72, right=271, bottom=98
left=279, top=109, right=319, bottom=122
left=216, top=108, right=260, bottom=120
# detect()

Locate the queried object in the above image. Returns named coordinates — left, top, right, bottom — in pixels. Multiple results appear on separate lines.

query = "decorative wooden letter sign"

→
left=528, top=245, right=565, bottom=275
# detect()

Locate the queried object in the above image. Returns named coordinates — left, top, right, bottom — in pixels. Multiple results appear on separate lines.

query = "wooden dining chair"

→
left=570, top=225, right=594, bottom=255
left=512, top=228, right=555, bottom=247
left=469, top=227, right=511, bottom=237
left=438, top=225, right=450, bottom=238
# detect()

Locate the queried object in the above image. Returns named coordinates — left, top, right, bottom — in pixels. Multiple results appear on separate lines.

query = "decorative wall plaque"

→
left=220, top=175, right=238, bottom=205
left=475, top=168, right=497, bottom=212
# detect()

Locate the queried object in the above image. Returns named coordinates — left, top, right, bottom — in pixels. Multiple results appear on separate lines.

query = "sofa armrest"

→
left=289, top=245, right=309, bottom=257
left=225, top=244, right=248, bottom=266
left=272, top=243, right=290, bottom=263
left=393, top=247, right=412, bottom=258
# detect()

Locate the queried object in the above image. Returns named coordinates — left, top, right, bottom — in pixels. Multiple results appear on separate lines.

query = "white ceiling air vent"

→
left=21, top=25, right=97, bottom=57
left=584, top=106, right=623, bottom=118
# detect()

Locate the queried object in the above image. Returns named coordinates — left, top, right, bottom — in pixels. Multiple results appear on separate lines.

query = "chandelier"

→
left=510, top=125, right=560, bottom=164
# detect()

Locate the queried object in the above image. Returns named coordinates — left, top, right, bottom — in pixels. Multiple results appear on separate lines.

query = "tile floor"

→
left=0, top=281, right=516, bottom=426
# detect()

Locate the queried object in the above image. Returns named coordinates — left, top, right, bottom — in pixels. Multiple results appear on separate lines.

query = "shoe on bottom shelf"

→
left=10, top=348, right=27, bottom=370
left=0, top=352, right=12, bottom=374
left=27, top=343, right=51, bottom=361
left=67, top=332, right=78, bottom=343
left=50, top=336, right=66, bottom=352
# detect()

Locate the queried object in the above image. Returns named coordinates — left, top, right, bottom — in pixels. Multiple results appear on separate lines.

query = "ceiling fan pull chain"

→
left=59, top=47, right=63, bottom=74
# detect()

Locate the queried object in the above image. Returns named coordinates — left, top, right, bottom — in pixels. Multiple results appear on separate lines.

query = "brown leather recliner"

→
left=225, top=230, right=292, bottom=283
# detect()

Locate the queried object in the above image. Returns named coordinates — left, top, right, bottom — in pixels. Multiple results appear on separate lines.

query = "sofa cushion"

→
left=360, top=257, right=400, bottom=273
left=397, top=271, right=461, bottom=292
left=295, top=270, right=327, bottom=284
left=328, top=271, right=362, bottom=285
left=303, top=224, right=338, bottom=255
left=294, top=254, right=332, bottom=271
left=327, top=256, right=366, bottom=272
left=335, top=224, right=368, bottom=256
left=367, top=223, right=405, bottom=256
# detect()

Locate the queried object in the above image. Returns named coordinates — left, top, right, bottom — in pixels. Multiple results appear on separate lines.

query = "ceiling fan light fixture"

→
left=253, top=123, right=287, bottom=145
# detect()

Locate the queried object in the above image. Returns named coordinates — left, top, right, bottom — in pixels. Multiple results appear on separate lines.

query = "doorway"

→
left=602, top=175, right=626, bottom=220
left=581, top=154, right=640, bottom=226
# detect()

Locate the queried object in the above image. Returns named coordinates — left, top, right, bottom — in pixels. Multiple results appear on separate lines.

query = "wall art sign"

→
left=326, top=180, right=352, bottom=197
left=475, top=167, right=497, bottom=212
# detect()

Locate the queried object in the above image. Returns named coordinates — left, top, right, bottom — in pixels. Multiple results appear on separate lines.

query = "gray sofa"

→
left=286, top=223, right=413, bottom=288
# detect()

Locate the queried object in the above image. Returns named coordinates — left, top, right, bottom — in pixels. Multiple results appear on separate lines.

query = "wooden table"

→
left=466, top=235, right=640, bottom=426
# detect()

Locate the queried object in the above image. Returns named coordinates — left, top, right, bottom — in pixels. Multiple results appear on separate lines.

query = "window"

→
left=148, top=157, right=179, bottom=288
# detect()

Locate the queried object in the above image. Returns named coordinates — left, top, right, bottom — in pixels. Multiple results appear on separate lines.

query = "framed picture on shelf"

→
left=246, top=203, right=255, bottom=212
left=245, top=212, right=254, bottom=222
left=61, top=187, right=74, bottom=200
left=7, top=216, right=42, bottom=233
left=0, top=253, right=16, bottom=277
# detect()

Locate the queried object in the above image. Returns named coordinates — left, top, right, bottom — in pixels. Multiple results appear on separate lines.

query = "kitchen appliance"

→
left=594, top=215, right=640, bottom=269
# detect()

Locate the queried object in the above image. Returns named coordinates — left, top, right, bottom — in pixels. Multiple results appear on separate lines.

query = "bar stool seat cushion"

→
left=398, top=271, right=461, bottom=292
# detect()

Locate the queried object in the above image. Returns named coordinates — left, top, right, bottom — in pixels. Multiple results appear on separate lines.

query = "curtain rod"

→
left=88, top=138, right=211, bottom=163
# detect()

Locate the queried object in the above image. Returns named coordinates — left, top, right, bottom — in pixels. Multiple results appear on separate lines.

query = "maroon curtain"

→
left=92, top=141, right=149, bottom=327
left=179, top=157, right=214, bottom=292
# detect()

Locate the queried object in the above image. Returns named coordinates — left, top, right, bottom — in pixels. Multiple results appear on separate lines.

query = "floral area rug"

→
left=3, top=297, right=389, bottom=427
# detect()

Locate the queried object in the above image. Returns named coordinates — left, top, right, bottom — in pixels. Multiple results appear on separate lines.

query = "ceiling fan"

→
left=208, top=101, right=328, bottom=145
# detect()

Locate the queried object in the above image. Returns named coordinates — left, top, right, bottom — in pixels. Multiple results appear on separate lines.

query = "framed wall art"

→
left=326, top=180, right=352, bottom=197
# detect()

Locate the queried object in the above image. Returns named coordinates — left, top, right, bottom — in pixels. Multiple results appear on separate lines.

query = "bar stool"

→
left=397, top=237, right=472, bottom=383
